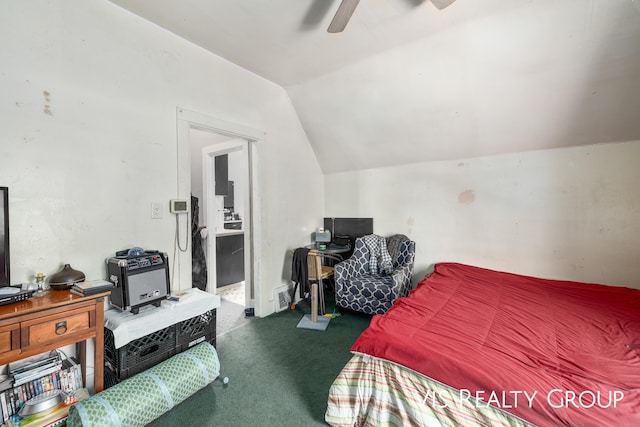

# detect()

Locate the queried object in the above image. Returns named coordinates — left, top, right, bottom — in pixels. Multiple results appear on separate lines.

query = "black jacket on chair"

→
left=291, top=247, right=311, bottom=298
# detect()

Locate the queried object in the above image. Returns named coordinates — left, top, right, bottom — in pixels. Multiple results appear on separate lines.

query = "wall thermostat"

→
left=169, top=199, right=189, bottom=214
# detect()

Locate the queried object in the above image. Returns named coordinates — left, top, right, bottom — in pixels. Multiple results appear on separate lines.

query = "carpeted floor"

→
left=149, top=295, right=371, bottom=427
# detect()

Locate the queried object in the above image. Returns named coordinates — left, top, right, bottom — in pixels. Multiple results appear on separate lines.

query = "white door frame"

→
left=202, top=140, right=249, bottom=299
left=176, top=107, right=263, bottom=316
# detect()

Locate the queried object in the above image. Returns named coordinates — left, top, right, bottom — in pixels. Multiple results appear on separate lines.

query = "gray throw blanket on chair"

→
left=363, top=234, right=393, bottom=274
left=386, top=234, right=409, bottom=267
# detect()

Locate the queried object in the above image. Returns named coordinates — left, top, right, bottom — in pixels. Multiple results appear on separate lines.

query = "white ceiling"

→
left=109, top=0, right=640, bottom=173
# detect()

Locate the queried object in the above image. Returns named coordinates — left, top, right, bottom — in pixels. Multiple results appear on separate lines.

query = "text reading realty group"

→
left=422, top=389, right=625, bottom=410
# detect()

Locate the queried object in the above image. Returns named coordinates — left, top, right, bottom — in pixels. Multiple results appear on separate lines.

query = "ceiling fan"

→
left=327, top=0, right=457, bottom=33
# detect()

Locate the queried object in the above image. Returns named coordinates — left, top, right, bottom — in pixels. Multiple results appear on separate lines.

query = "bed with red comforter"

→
left=326, top=263, right=640, bottom=426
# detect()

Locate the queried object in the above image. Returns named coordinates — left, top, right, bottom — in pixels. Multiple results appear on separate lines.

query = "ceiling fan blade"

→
left=430, top=0, right=456, bottom=10
left=327, top=0, right=361, bottom=33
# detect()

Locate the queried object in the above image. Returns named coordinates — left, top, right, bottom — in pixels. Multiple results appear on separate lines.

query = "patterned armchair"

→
left=335, top=234, right=415, bottom=315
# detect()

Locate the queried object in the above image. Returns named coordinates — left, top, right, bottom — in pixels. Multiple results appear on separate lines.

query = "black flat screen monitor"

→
left=0, top=187, right=9, bottom=287
left=323, top=217, right=373, bottom=247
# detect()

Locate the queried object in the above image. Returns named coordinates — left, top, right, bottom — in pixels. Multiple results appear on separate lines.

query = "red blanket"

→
left=351, top=263, right=640, bottom=426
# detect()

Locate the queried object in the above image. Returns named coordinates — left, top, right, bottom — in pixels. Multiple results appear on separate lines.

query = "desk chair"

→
left=307, top=249, right=335, bottom=319
left=291, top=248, right=342, bottom=321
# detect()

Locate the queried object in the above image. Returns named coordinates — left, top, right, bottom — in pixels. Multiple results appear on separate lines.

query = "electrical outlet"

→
left=151, top=203, right=163, bottom=219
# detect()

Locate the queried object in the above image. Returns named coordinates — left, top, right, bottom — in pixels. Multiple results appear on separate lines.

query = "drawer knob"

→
left=55, top=321, right=67, bottom=335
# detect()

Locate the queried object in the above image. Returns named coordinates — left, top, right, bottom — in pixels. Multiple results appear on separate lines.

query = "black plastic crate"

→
left=104, top=365, right=118, bottom=389
left=175, top=309, right=216, bottom=352
left=104, top=325, right=177, bottom=384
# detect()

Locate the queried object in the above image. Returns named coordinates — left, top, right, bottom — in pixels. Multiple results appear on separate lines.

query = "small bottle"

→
left=34, top=272, right=47, bottom=297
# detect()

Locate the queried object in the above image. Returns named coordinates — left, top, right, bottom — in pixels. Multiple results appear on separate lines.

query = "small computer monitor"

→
left=323, top=217, right=373, bottom=248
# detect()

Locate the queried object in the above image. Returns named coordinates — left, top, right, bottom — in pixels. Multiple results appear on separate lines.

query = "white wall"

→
left=289, top=0, right=640, bottom=174
left=325, top=141, right=640, bottom=289
left=0, top=1, right=323, bottom=316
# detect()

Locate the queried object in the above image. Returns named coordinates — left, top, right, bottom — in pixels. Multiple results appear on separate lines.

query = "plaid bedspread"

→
left=326, top=355, right=534, bottom=427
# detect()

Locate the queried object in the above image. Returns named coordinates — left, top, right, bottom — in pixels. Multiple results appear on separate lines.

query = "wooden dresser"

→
left=0, top=290, right=109, bottom=393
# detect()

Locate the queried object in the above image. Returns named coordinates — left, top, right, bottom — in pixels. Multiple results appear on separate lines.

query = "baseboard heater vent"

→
left=273, top=285, right=292, bottom=312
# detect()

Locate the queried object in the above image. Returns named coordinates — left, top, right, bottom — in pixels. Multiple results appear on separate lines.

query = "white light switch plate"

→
left=151, top=202, right=163, bottom=219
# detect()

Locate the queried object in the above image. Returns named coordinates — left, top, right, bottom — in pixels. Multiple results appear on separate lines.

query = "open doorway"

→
left=176, top=108, right=263, bottom=321
left=191, top=133, right=251, bottom=333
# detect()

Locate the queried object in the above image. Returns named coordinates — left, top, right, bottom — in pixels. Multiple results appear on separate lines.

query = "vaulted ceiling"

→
left=109, top=0, right=640, bottom=173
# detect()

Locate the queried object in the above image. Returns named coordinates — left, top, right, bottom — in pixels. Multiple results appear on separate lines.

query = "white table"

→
left=104, top=288, right=220, bottom=349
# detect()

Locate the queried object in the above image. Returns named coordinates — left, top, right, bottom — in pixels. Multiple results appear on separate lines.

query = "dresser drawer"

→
left=0, top=323, right=20, bottom=357
left=21, top=306, right=93, bottom=349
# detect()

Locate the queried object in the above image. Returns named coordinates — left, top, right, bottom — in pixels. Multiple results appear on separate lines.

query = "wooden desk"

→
left=0, top=290, right=109, bottom=393
left=305, top=243, right=350, bottom=258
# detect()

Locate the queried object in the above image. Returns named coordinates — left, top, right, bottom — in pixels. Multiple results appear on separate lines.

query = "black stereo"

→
left=106, top=251, right=170, bottom=314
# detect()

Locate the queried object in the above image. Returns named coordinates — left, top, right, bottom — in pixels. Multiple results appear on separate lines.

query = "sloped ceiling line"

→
left=108, top=0, right=640, bottom=173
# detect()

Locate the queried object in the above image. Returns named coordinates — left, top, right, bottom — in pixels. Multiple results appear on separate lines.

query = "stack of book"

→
left=70, top=279, right=114, bottom=296
left=10, top=354, right=62, bottom=388
left=1, top=355, right=83, bottom=423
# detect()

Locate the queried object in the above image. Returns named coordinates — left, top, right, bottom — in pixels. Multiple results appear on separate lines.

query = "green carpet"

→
left=149, top=298, right=371, bottom=427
